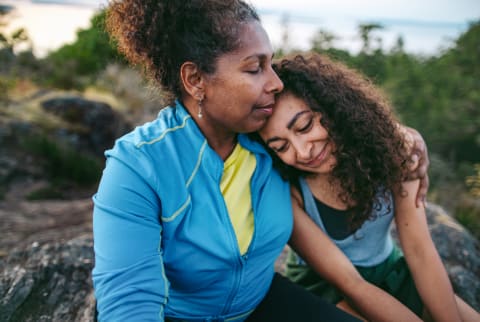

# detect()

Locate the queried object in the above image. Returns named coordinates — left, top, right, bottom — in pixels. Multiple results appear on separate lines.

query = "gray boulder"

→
left=0, top=235, right=95, bottom=322
left=392, top=203, right=480, bottom=311
left=41, top=96, right=132, bottom=157
left=0, top=203, right=478, bottom=321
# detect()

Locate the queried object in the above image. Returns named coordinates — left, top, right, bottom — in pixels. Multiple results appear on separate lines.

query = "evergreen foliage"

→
left=309, top=20, right=480, bottom=187
left=41, top=10, right=122, bottom=89
left=1, top=10, right=478, bottom=232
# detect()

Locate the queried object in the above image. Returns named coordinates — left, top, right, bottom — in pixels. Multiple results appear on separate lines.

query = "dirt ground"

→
left=0, top=179, right=94, bottom=259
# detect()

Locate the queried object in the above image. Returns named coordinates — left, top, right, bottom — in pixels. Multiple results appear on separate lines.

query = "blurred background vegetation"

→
left=0, top=7, right=479, bottom=237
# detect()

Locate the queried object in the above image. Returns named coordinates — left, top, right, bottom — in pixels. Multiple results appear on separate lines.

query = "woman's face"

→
left=201, top=21, right=284, bottom=134
left=259, top=93, right=337, bottom=174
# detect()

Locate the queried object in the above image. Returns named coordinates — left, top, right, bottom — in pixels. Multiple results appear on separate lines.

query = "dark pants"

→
left=246, top=273, right=361, bottom=322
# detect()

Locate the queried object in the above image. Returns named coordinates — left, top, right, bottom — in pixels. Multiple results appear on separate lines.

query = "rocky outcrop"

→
left=0, top=235, right=95, bottom=322
left=417, top=204, right=479, bottom=310
left=41, top=96, right=132, bottom=157
left=0, top=203, right=478, bottom=321
left=0, top=192, right=95, bottom=321
left=388, top=204, right=480, bottom=310
left=0, top=93, right=132, bottom=200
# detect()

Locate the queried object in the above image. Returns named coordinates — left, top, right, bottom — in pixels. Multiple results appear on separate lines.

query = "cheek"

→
left=313, top=126, right=329, bottom=139
left=277, top=152, right=295, bottom=166
left=331, top=156, right=338, bottom=166
left=326, top=155, right=337, bottom=170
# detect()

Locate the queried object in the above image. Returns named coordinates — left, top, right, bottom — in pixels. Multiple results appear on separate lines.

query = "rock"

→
left=0, top=203, right=478, bottom=321
left=392, top=203, right=480, bottom=311
left=41, top=96, right=132, bottom=157
left=426, top=204, right=479, bottom=270
left=0, top=235, right=95, bottom=322
left=278, top=203, right=480, bottom=311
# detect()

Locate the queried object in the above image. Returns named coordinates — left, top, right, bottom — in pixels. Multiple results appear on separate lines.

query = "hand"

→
left=403, top=126, right=430, bottom=207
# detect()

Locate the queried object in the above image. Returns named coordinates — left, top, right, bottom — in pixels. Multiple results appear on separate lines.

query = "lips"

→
left=304, top=142, right=330, bottom=167
left=254, top=102, right=275, bottom=116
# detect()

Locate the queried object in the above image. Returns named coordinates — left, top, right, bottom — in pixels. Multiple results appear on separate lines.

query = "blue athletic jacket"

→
left=92, top=101, right=293, bottom=321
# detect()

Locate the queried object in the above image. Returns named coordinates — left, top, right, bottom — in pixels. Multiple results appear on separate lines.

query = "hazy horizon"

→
left=2, top=0, right=479, bottom=57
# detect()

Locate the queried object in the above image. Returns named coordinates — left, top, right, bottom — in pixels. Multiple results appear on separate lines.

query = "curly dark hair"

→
left=105, top=0, right=259, bottom=104
left=267, top=53, right=410, bottom=229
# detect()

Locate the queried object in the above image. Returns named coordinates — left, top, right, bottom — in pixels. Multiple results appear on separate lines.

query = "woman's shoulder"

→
left=117, top=105, right=195, bottom=146
left=105, top=105, right=201, bottom=164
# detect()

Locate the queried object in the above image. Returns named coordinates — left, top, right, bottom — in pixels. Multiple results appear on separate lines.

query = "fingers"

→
left=416, top=155, right=429, bottom=179
left=402, top=126, right=430, bottom=208
left=408, top=153, right=420, bottom=172
left=405, top=153, right=421, bottom=180
left=416, top=174, right=429, bottom=208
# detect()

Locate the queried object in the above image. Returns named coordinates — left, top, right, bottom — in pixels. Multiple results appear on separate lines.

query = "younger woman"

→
left=258, top=53, right=479, bottom=322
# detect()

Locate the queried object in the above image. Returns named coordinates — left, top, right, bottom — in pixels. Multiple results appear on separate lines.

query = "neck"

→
left=182, top=97, right=237, bottom=161
left=305, top=174, right=349, bottom=210
left=207, top=134, right=238, bottom=160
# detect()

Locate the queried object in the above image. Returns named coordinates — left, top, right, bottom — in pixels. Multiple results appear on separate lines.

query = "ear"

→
left=180, top=61, right=205, bottom=100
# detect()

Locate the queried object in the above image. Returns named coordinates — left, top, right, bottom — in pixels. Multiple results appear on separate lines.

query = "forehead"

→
left=274, top=94, right=310, bottom=118
left=260, top=94, right=310, bottom=134
left=215, top=21, right=274, bottom=66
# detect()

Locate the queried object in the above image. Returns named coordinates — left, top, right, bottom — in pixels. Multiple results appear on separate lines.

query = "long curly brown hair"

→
left=105, top=0, right=259, bottom=104
left=268, top=53, right=410, bottom=229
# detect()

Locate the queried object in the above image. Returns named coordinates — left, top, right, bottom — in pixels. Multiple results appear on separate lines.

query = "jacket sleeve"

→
left=92, top=146, right=168, bottom=321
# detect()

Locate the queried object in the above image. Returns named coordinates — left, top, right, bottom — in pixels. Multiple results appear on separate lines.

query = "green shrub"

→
left=43, top=10, right=122, bottom=89
left=455, top=198, right=480, bottom=240
left=0, top=75, right=14, bottom=101
left=26, top=186, right=64, bottom=200
left=21, top=134, right=102, bottom=186
left=466, top=164, right=480, bottom=197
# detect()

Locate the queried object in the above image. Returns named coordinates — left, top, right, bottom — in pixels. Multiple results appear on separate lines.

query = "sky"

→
left=1, top=0, right=479, bottom=57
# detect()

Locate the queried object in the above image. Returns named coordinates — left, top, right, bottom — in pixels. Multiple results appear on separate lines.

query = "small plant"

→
left=21, top=134, right=102, bottom=186
left=466, top=164, right=480, bottom=197
left=0, top=76, right=14, bottom=101
left=455, top=197, right=480, bottom=240
left=450, top=164, right=480, bottom=239
left=26, top=186, right=64, bottom=200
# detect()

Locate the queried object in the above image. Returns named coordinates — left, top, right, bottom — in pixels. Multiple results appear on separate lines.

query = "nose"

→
left=293, top=139, right=313, bottom=161
left=265, top=66, right=284, bottom=94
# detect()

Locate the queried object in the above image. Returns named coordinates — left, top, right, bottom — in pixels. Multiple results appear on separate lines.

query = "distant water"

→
left=30, top=0, right=103, bottom=6
left=259, top=9, right=474, bottom=55
left=2, top=0, right=478, bottom=57
left=2, top=0, right=102, bottom=57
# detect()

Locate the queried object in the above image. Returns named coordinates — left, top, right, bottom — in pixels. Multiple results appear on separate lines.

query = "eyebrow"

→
left=243, top=53, right=274, bottom=62
left=265, top=136, right=283, bottom=145
left=287, top=110, right=311, bottom=129
left=264, top=110, right=311, bottom=146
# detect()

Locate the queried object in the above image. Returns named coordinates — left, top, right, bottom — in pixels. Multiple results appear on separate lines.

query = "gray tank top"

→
left=296, top=177, right=395, bottom=267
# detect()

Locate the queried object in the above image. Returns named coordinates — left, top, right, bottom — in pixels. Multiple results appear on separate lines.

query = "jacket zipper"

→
left=219, top=182, right=247, bottom=315
left=216, top=139, right=264, bottom=316
left=217, top=169, right=256, bottom=315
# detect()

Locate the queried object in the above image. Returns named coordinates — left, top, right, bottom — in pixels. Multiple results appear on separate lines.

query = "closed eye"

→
left=298, top=118, right=313, bottom=132
left=272, top=142, right=289, bottom=153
